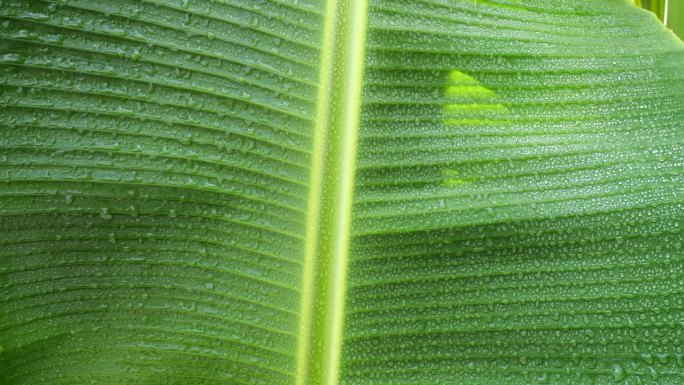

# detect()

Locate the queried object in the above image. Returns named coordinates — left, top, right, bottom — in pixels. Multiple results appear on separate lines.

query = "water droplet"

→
left=0, top=53, right=25, bottom=64
left=100, top=208, right=112, bottom=220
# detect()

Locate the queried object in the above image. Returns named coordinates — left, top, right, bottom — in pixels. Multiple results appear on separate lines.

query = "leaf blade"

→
left=342, top=1, right=684, bottom=384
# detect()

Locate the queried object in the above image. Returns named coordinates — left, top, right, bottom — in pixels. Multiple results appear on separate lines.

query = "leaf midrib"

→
left=295, top=0, right=369, bottom=384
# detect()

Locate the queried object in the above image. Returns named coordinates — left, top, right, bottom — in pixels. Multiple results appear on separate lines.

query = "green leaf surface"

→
left=1, top=0, right=683, bottom=384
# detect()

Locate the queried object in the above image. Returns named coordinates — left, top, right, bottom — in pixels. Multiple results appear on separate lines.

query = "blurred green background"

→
left=635, top=0, right=683, bottom=40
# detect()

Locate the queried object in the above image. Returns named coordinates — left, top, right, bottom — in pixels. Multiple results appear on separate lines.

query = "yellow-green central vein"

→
left=295, top=0, right=368, bottom=384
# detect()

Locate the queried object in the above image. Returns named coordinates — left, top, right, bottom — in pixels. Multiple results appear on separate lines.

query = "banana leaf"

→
left=1, top=0, right=683, bottom=384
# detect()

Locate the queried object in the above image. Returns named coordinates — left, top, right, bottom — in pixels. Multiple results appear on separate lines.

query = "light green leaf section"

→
left=1, top=1, right=683, bottom=385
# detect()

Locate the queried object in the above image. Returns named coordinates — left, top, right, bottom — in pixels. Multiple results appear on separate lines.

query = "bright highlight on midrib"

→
left=326, top=1, right=368, bottom=384
left=294, top=0, right=337, bottom=381
left=296, top=0, right=368, bottom=383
